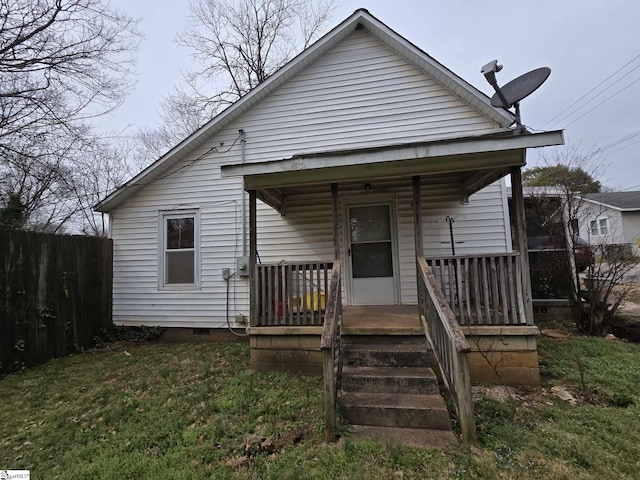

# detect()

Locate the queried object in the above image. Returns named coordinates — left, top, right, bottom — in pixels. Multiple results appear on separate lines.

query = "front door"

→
left=346, top=203, right=398, bottom=305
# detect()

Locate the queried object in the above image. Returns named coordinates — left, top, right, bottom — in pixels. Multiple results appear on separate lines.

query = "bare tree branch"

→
left=0, top=0, right=141, bottom=232
left=524, top=142, right=638, bottom=335
left=136, top=0, right=334, bottom=163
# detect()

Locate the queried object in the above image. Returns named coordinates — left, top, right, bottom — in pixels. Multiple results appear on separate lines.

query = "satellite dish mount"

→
left=481, top=60, right=551, bottom=130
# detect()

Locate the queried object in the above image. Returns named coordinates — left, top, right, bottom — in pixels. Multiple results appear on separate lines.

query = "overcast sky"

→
left=104, top=0, right=640, bottom=191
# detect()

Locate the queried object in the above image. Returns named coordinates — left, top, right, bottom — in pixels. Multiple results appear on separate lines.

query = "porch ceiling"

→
left=222, top=130, right=563, bottom=211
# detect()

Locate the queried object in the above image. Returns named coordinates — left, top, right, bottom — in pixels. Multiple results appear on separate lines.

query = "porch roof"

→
left=221, top=130, right=563, bottom=209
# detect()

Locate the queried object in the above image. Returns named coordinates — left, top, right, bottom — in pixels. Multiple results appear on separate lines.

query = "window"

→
left=160, top=211, right=199, bottom=287
left=589, top=218, right=609, bottom=236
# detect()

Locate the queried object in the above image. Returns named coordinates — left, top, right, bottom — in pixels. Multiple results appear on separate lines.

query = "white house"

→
left=579, top=191, right=640, bottom=255
left=96, top=10, right=562, bottom=390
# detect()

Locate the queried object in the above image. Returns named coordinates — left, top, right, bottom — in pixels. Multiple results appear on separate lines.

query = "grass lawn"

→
left=1, top=337, right=640, bottom=479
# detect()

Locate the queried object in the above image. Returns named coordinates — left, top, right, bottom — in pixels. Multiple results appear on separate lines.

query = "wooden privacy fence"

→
left=417, top=256, right=476, bottom=445
left=427, top=252, right=528, bottom=326
left=254, top=261, right=333, bottom=326
left=0, top=230, right=113, bottom=374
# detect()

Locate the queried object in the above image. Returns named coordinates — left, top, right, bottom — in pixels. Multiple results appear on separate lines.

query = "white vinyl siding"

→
left=108, top=29, right=510, bottom=327
left=621, top=213, right=640, bottom=255
left=236, top=30, right=499, bottom=162
left=110, top=172, right=250, bottom=327
left=578, top=202, right=625, bottom=247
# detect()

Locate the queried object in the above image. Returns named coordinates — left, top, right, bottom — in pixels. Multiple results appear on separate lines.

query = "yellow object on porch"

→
left=293, top=292, right=326, bottom=311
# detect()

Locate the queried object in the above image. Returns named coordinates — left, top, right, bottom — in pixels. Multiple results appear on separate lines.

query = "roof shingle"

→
left=582, top=191, right=640, bottom=210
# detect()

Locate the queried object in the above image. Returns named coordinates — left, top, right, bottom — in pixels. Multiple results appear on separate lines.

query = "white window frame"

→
left=158, top=209, right=201, bottom=289
left=589, top=217, right=609, bottom=237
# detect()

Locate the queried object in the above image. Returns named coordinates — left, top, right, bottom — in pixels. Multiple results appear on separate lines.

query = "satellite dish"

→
left=481, top=60, right=551, bottom=127
left=490, top=67, right=551, bottom=108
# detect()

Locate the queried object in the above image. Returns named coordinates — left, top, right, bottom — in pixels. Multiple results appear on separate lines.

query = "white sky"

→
left=103, top=0, right=640, bottom=190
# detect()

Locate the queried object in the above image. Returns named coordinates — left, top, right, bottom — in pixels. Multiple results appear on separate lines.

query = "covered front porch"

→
left=223, top=130, right=562, bottom=443
left=223, top=134, right=563, bottom=320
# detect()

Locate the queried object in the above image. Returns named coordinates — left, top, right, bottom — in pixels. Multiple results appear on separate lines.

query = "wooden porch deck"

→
left=342, top=305, right=422, bottom=335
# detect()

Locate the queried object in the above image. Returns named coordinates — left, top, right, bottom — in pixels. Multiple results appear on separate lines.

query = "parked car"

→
left=527, top=235, right=594, bottom=273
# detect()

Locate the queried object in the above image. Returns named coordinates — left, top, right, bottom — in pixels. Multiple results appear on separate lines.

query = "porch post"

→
left=249, top=189, right=258, bottom=326
left=413, top=176, right=423, bottom=257
left=510, top=166, right=534, bottom=325
left=331, top=183, right=340, bottom=260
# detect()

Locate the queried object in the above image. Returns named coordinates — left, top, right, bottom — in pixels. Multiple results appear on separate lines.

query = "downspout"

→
left=240, top=129, right=247, bottom=256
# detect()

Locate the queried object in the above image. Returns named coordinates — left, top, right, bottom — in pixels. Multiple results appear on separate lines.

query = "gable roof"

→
left=581, top=191, right=640, bottom=212
left=96, top=9, right=515, bottom=213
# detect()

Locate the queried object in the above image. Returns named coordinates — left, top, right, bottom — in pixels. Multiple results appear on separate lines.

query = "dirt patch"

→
left=623, top=284, right=640, bottom=304
left=472, top=385, right=548, bottom=406
left=541, top=329, right=571, bottom=339
left=473, top=383, right=600, bottom=410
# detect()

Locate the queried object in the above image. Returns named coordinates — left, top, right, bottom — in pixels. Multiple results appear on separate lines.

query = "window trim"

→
left=158, top=209, right=201, bottom=290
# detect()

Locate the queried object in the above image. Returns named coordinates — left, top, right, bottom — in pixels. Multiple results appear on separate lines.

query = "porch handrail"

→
left=320, top=260, right=342, bottom=442
left=417, top=256, right=477, bottom=445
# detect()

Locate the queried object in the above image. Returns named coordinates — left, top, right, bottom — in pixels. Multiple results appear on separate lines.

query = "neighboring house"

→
left=579, top=191, right=640, bottom=255
left=96, top=9, right=562, bottom=391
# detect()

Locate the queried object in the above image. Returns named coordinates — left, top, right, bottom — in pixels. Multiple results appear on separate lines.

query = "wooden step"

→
left=341, top=366, right=439, bottom=394
left=340, top=392, right=452, bottom=430
left=342, top=334, right=426, bottom=346
left=342, top=343, right=429, bottom=368
left=351, top=425, right=458, bottom=449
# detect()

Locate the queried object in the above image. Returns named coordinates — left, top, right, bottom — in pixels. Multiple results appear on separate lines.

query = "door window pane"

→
left=349, top=205, right=391, bottom=242
left=352, top=243, right=393, bottom=278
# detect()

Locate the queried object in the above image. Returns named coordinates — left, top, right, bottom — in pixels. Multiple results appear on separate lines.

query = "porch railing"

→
left=426, top=252, right=527, bottom=325
left=254, top=261, right=333, bottom=327
left=417, top=256, right=476, bottom=445
left=320, top=260, right=342, bottom=442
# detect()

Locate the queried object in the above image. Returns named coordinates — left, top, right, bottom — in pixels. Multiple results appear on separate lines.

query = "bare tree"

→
left=0, top=128, right=135, bottom=234
left=69, top=139, right=136, bottom=236
left=1, top=133, right=80, bottom=232
left=0, top=0, right=139, bottom=150
left=524, top=143, right=638, bottom=335
left=0, top=0, right=140, bottom=232
left=137, top=0, right=334, bottom=161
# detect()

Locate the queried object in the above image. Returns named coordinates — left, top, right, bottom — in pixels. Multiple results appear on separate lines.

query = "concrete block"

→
left=468, top=351, right=539, bottom=369
left=298, top=335, right=321, bottom=349
left=268, top=336, right=300, bottom=349
left=307, top=350, right=324, bottom=365
left=466, top=335, right=537, bottom=352
left=470, top=365, right=540, bottom=386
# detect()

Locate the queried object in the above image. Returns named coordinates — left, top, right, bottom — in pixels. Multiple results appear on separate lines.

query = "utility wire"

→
left=619, top=183, right=640, bottom=191
left=145, top=133, right=242, bottom=184
left=605, top=135, right=640, bottom=157
left=549, top=62, right=640, bottom=128
left=543, top=52, right=640, bottom=128
left=602, top=129, right=640, bottom=151
left=564, top=74, right=640, bottom=128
